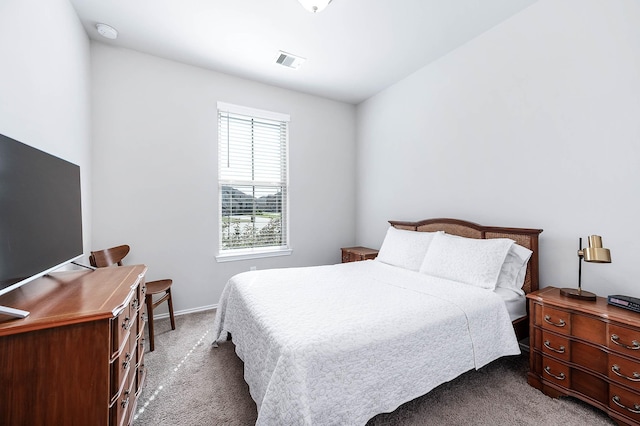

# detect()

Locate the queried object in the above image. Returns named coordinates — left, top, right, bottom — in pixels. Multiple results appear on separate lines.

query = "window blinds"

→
left=218, top=102, right=289, bottom=252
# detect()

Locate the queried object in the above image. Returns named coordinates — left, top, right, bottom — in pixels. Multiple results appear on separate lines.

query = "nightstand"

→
left=341, top=246, right=378, bottom=263
left=527, top=287, right=640, bottom=426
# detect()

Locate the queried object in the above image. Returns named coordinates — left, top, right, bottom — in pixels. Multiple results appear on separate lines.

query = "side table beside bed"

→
left=528, top=287, right=640, bottom=426
left=341, top=246, right=379, bottom=263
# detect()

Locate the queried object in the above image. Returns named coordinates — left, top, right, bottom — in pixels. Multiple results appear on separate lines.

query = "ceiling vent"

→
left=275, top=51, right=306, bottom=69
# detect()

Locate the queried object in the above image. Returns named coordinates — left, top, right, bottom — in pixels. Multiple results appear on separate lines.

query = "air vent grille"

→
left=275, top=51, right=306, bottom=69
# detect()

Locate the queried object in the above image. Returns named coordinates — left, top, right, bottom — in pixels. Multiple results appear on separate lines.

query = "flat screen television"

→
left=0, top=132, right=83, bottom=318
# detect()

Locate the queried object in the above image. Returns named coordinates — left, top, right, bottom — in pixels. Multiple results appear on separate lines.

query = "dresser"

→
left=527, top=287, right=640, bottom=425
left=341, top=246, right=379, bottom=263
left=0, top=265, right=147, bottom=426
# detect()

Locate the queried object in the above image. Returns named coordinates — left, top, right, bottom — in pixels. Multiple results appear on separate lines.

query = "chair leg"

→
left=167, top=288, right=176, bottom=331
left=146, top=295, right=155, bottom=352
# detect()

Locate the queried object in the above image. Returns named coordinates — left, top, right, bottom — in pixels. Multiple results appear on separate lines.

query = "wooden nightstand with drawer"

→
left=527, top=287, right=640, bottom=425
left=341, top=246, right=379, bottom=263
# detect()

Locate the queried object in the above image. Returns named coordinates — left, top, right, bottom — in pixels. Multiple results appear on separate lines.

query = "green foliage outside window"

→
left=221, top=216, right=282, bottom=249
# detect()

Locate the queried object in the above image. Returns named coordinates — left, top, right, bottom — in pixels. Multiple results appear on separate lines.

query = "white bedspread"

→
left=212, top=260, right=520, bottom=425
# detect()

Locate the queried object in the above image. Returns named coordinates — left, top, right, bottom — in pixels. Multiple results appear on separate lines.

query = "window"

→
left=216, top=102, right=290, bottom=261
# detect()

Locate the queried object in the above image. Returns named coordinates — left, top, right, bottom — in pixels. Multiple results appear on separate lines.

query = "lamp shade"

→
left=582, top=235, right=611, bottom=263
left=298, top=0, right=332, bottom=13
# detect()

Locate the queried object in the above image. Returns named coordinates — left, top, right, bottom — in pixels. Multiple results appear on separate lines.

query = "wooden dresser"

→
left=341, top=246, right=379, bottom=263
left=528, top=287, right=640, bottom=425
left=0, top=265, right=147, bottom=426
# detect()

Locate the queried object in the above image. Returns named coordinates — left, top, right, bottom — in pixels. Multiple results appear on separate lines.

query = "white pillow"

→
left=419, top=233, right=514, bottom=290
left=495, top=243, right=533, bottom=295
left=376, top=227, right=440, bottom=271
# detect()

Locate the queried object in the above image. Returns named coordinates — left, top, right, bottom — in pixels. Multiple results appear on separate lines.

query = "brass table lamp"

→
left=560, top=235, right=611, bottom=301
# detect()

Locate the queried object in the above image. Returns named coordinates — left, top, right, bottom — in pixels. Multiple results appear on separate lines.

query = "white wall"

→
left=0, top=0, right=92, bottom=253
left=90, top=43, right=357, bottom=313
left=356, top=0, right=640, bottom=298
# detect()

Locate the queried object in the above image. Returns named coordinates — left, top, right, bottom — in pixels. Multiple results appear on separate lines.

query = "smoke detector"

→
left=96, top=23, right=118, bottom=40
left=275, top=51, right=306, bottom=69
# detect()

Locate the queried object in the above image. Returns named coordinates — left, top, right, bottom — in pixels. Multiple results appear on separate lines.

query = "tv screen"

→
left=0, top=133, right=83, bottom=298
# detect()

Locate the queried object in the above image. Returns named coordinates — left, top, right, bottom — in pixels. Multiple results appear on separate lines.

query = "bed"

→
left=212, top=218, right=543, bottom=425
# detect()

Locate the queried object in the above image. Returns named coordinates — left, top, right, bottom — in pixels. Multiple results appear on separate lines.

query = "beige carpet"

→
left=134, top=310, right=615, bottom=425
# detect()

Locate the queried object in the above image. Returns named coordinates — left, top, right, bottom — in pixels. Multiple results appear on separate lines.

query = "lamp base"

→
left=560, top=287, right=597, bottom=301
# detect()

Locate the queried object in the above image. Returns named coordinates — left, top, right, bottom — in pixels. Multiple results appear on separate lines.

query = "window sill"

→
left=215, top=247, right=292, bottom=263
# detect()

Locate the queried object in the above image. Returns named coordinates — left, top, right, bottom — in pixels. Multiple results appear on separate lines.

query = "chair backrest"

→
left=89, top=245, right=130, bottom=267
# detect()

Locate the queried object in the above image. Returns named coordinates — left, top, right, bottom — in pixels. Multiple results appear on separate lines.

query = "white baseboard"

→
left=152, top=304, right=218, bottom=320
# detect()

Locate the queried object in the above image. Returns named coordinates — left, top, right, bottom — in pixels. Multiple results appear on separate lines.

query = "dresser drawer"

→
left=111, top=295, right=135, bottom=358
left=130, top=285, right=142, bottom=316
left=344, top=252, right=373, bottom=262
left=110, top=340, right=135, bottom=403
left=542, top=356, right=571, bottom=388
left=572, top=314, right=606, bottom=345
left=610, top=384, right=640, bottom=423
left=135, top=333, right=146, bottom=390
left=136, top=355, right=147, bottom=398
left=130, top=289, right=142, bottom=338
left=136, top=329, right=145, bottom=363
left=136, top=280, right=146, bottom=334
left=609, top=353, right=640, bottom=389
left=539, top=306, right=571, bottom=335
left=541, top=331, right=570, bottom=361
left=110, top=366, right=136, bottom=426
left=609, top=323, right=640, bottom=358
left=572, top=340, right=608, bottom=375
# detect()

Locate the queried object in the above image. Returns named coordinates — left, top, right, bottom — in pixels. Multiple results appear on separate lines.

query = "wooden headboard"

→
left=388, top=218, right=543, bottom=340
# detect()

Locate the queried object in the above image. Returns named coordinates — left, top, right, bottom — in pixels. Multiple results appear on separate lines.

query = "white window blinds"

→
left=217, top=102, right=289, bottom=255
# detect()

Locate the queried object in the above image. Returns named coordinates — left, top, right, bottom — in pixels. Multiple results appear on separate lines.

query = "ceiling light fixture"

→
left=297, top=0, right=332, bottom=13
left=96, top=23, right=118, bottom=40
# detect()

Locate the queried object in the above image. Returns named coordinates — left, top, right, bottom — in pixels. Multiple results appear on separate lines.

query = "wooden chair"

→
left=89, top=244, right=175, bottom=351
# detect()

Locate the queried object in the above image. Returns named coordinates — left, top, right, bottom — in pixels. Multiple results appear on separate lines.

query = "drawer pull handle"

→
left=612, top=395, right=640, bottom=414
left=122, top=352, right=132, bottom=370
left=121, top=390, right=130, bottom=409
left=543, top=340, right=566, bottom=354
left=543, top=315, right=566, bottom=327
left=543, top=366, right=566, bottom=381
left=611, top=334, right=640, bottom=350
left=612, top=364, right=640, bottom=382
left=122, top=317, right=131, bottom=331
